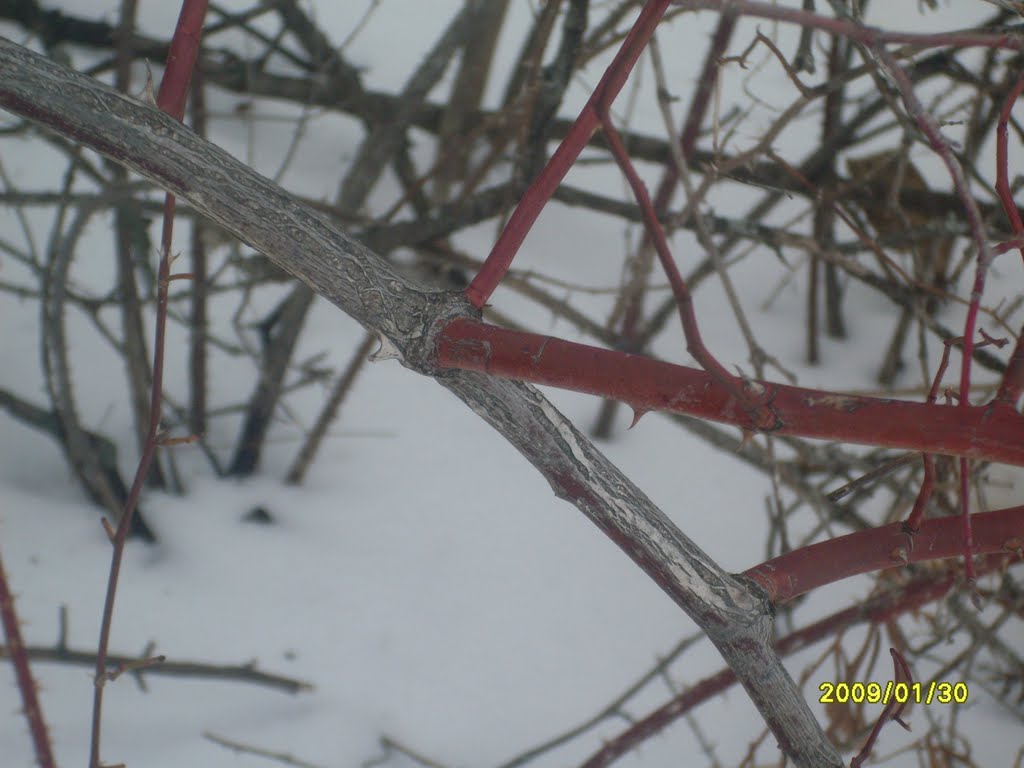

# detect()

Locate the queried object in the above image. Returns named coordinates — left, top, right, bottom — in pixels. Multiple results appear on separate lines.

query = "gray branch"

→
left=0, top=37, right=841, bottom=766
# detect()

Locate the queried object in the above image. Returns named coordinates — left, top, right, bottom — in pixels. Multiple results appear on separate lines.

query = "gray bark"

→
left=0, top=37, right=842, bottom=766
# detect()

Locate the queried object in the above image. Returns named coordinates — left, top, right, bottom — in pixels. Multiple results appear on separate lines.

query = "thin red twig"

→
left=996, top=327, right=1024, bottom=408
left=88, top=2, right=208, bottom=766
left=861, top=44, right=994, bottom=587
left=674, top=0, right=1024, bottom=53
left=859, top=48, right=993, bottom=414
left=616, top=12, right=736, bottom=341
left=906, top=335, right=1008, bottom=580
left=596, top=105, right=776, bottom=427
left=994, top=77, right=1024, bottom=261
left=0, top=549, right=56, bottom=768
left=994, top=80, right=1024, bottom=408
left=851, top=649, right=914, bottom=768
left=995, top=237, right=1024, bottom=255
left=905, top=454, right=936, bottom=535
left=465, top=0, right=672, bottom=308
left=907, top=335, right=961, bottom=533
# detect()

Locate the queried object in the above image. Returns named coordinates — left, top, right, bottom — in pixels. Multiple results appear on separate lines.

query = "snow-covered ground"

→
left=2, top=2, right=1022, bottom=767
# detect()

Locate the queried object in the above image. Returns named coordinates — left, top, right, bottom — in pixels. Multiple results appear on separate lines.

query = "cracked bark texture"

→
left=0, top=37, right=842, bottom=766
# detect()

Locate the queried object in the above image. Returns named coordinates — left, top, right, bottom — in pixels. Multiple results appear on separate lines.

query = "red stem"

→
left=465, top=0, right=672, bottom=308
left=436, top=318, right=1024, bottom=465
left=743, top=505, right=1024, bottom=603
left=0, top=549, right=56, bottom=768
left=156, top=0, right=208, bottom=120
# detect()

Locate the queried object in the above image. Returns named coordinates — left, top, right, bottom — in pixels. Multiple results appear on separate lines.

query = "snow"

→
left=1, top=2, right=1022, bottom=768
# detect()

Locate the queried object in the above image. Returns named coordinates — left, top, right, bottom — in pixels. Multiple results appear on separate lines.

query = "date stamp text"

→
left=819, top=681, right=968, bottom=706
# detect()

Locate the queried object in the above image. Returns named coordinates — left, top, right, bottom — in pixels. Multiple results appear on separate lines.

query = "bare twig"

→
left=204, top=731, right=324, bottom=768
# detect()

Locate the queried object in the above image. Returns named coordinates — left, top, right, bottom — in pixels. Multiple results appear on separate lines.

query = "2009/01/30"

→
left=818, top=680, right=969, bottom=706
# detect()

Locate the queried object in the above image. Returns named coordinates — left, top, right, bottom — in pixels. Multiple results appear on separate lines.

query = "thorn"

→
left=656, top=86, right=679, bottom=103
left=369, top=335, right=402, bottom=363
left=900, top=524, right=918, bottom=555
left=965, top=579, right=983, bottom=610
left=106, top=653, right=166, bottom=684
left=1003, top=537, right=1023, bottom=559
left=827, top=482, right=852, bottom=502
left=101, top=517, right=117, bottom=544
left=57, top=604, right=68, bottom=652
left=890, top=546, right=909, bottom=566
left=139, top=63, right=157, bottom=107
left=158, top=432, right=200, bottom=447
left=738, top=428, right=755, bottom=450
left=628, top=407, right=649, bottom=429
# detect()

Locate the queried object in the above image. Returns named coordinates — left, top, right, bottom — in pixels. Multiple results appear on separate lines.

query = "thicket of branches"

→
left=1, top=1, right=1023, bottom=766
